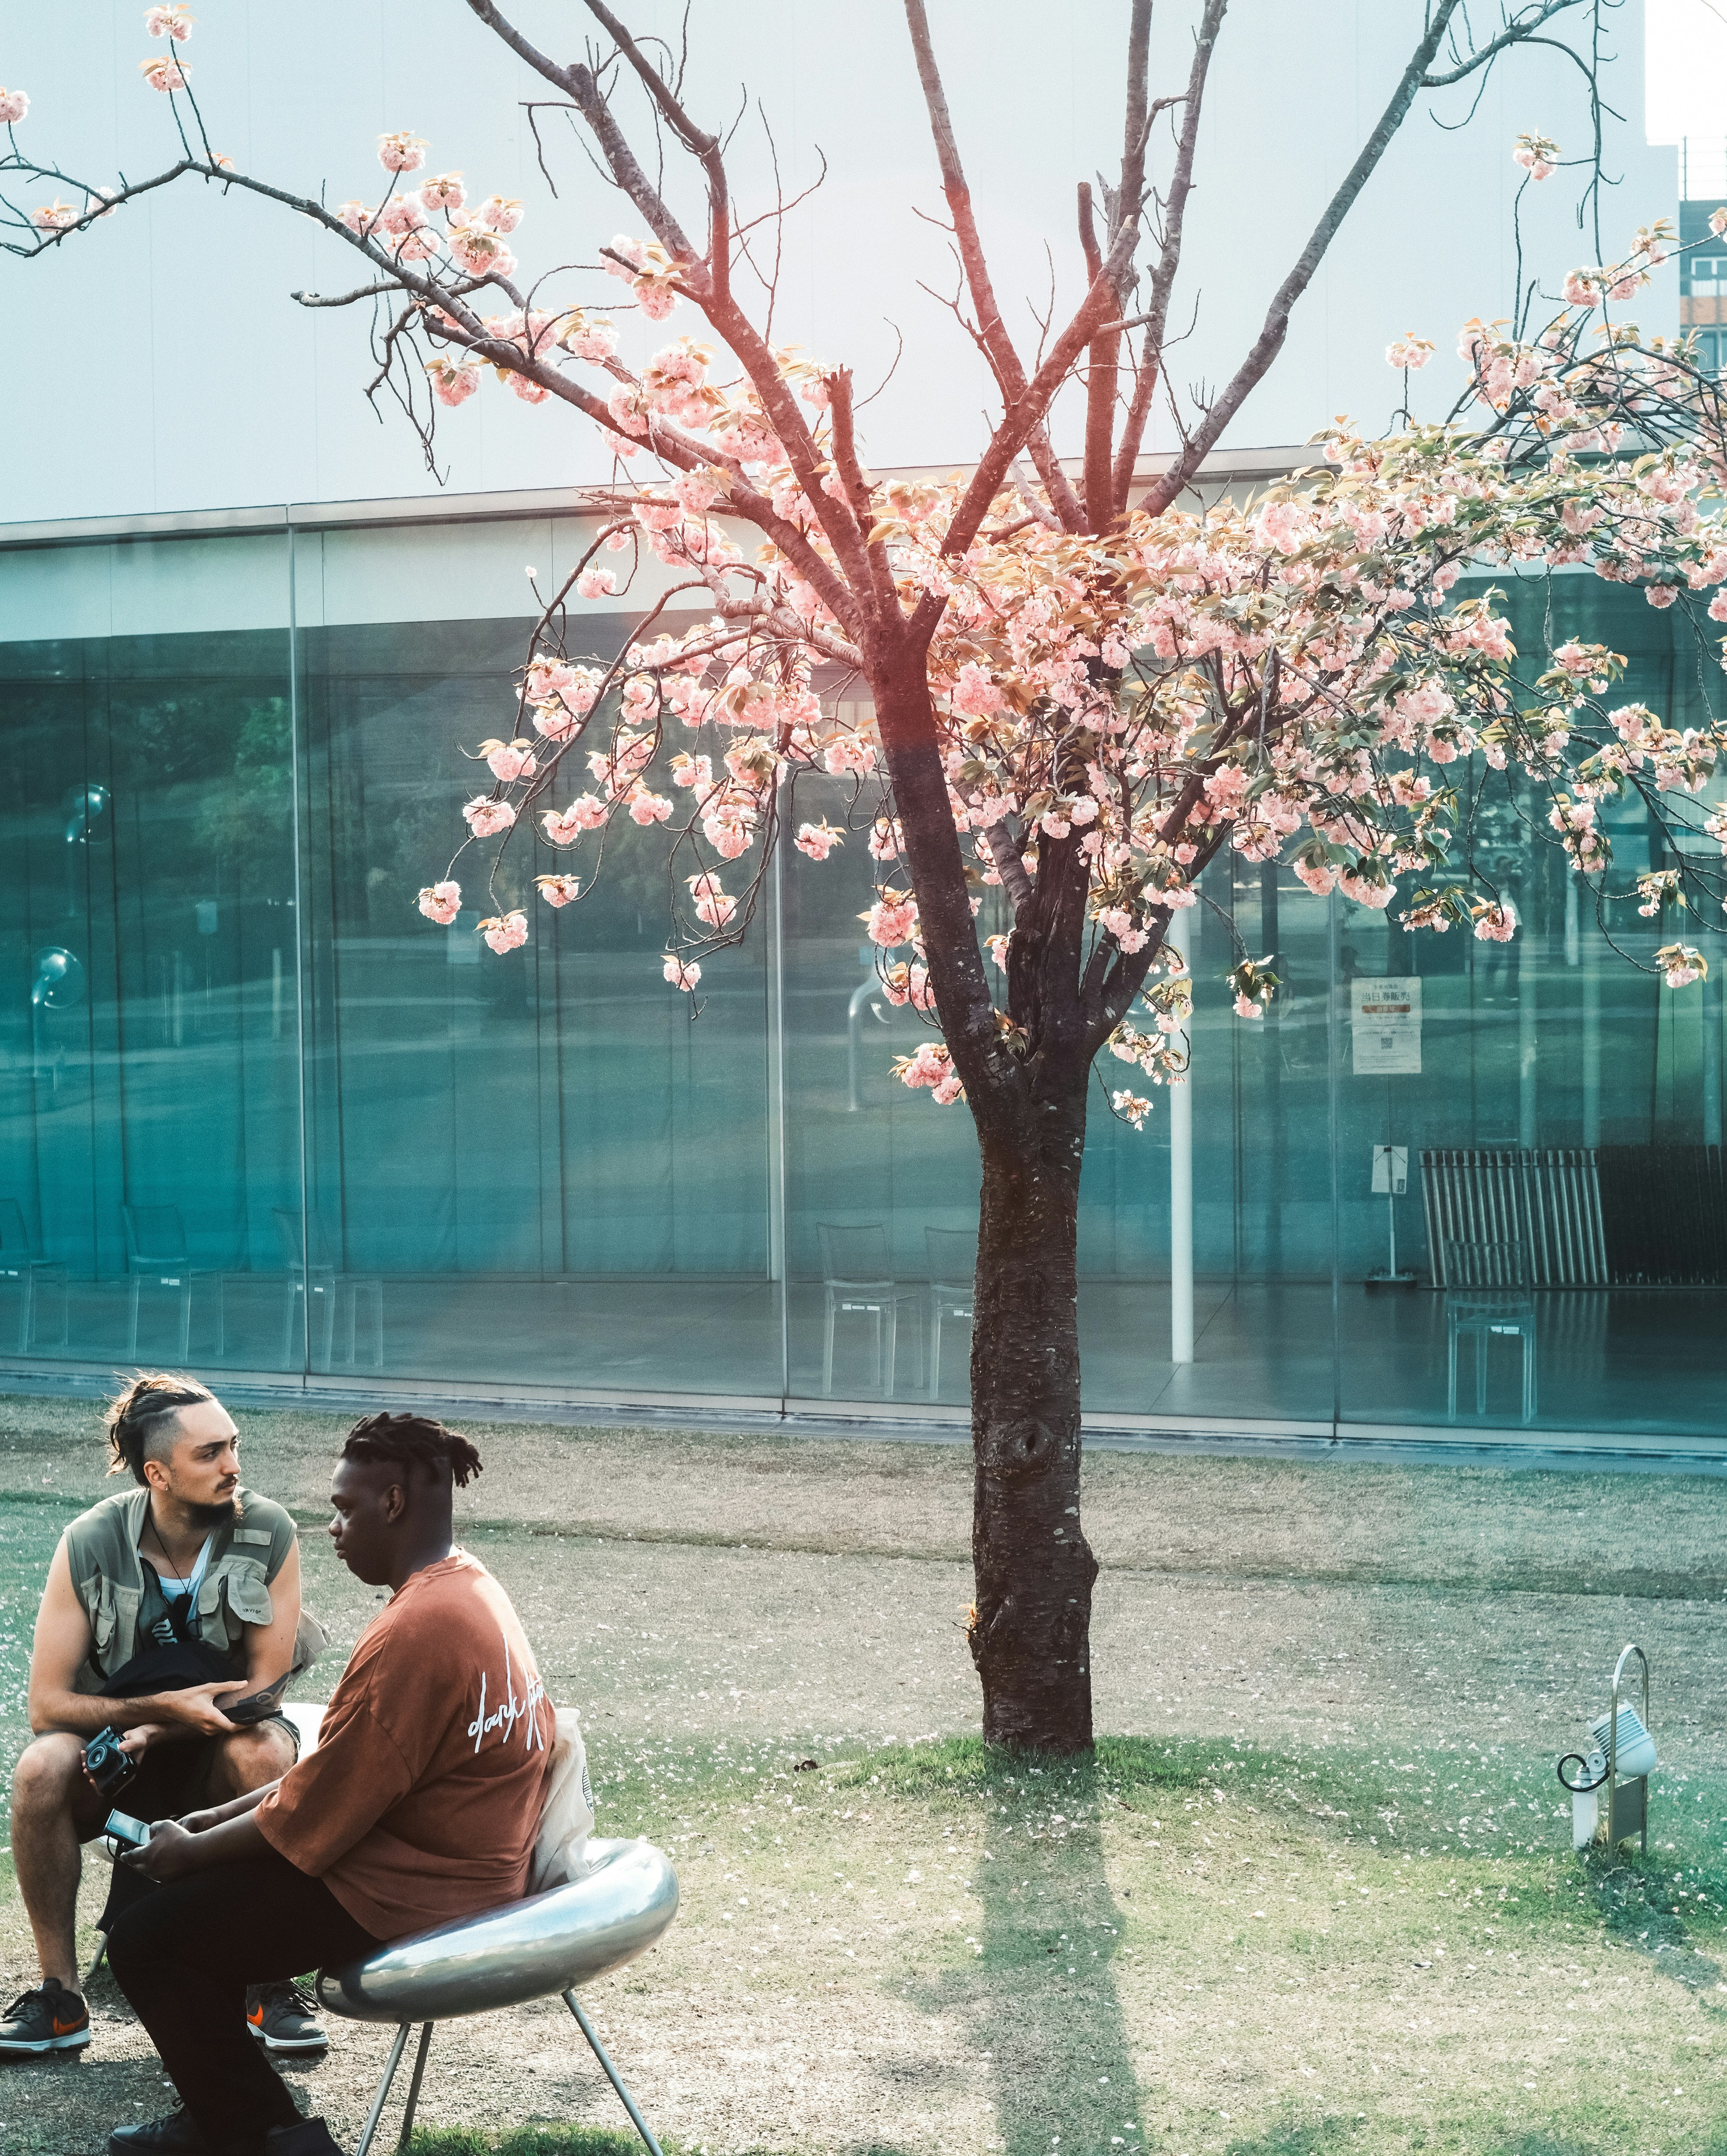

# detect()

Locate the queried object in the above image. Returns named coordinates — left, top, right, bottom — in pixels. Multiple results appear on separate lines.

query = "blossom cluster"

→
left=398, top=193, right=1727, bottom=1121
left=27, top=59, right=1721, bottom=1128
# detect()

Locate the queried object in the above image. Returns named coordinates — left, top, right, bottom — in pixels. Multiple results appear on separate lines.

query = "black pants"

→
left=106, top=1845, right=380, bottom=2148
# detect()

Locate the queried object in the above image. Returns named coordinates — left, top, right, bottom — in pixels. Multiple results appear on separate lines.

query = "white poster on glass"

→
left=1351, top=976, right=1422, bottom=1075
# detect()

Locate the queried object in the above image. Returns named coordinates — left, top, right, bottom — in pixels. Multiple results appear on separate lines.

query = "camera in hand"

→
left=83, top=1724, right=137, bottom=1799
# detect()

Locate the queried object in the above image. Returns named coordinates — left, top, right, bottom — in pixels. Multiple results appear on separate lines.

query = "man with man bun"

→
left=4, top=1374, right=323, bottom=2064
left=105, top=1412, right=553, bottom=2156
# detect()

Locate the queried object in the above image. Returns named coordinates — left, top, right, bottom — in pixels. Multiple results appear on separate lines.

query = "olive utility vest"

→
left=65, top=1485, right=307, bottom=1695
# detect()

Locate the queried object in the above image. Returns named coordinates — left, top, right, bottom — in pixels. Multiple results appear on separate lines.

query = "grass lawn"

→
left=0, top=1393, right=1725, bottom=2154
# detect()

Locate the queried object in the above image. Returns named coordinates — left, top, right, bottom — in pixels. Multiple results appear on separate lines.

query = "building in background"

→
left=1, top=470, right=1725, bottom=1449
left=1679, top=140, right=1727, bottom=373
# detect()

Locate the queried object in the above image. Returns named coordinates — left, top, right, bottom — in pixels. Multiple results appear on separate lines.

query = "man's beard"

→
left=179, top=1493, right=239, bottom=1530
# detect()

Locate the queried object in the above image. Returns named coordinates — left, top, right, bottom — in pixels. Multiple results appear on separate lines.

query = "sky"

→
left=0, top=0, right=1690, bottom=525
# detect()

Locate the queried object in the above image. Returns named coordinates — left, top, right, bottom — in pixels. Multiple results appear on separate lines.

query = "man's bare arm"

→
left=241, top=1534, right=302, bottom=1688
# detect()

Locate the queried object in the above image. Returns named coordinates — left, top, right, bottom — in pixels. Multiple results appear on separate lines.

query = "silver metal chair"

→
left=318, top=1838, right=680, bottom=2156
left=121, top=1205, right=223, bottom=1359
left=818, top=1223, right=920, bottom=1396
left=1445, top=1239, right=1537, bottom=1422
left=272, top=1208, right=382, bottom=1371
left=0, top=1197, right=68, bottom=1351
left=925, top=1227, right=977, bottom=1401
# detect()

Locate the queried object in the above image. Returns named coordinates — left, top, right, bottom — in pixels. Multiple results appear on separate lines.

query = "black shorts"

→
left=118, top=1710, right=301, bottom=1825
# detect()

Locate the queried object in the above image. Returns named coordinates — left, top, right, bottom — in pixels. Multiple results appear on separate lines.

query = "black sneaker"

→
left=246, top=1980, right=327, bottom=2053
left=265, top=2121, right=346, bottom=2155
left=0, top=1977, right=91, bottom=2055
left=106, top=2111, right=210, bottom=2152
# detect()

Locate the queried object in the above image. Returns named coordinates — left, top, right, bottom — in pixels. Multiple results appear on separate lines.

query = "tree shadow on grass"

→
left=868, top=1738, right=1166, bottom=2156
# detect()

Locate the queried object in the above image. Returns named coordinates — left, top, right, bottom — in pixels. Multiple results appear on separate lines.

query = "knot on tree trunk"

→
left=976, top=1413, right=1061, bottom=1484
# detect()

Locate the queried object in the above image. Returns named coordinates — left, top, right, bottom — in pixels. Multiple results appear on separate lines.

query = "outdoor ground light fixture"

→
left=1558, top=1642, right=1654, bottom=1853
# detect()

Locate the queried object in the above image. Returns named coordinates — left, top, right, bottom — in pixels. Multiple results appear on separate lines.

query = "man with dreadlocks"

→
left=105, top=1413, right=553, bottom=2156
left=6, top=1374, right=323, bottom=2067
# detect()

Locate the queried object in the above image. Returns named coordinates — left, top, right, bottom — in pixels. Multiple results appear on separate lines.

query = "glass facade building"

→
left=2, top=493, right=1723, bottom=1448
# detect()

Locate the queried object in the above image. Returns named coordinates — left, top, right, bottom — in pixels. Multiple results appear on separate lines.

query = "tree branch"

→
left=1140, top=0, right=1466, bottom=516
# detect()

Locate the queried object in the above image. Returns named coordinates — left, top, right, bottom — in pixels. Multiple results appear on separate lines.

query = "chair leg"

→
left=20, top=1272, right=33, bottom=1355
left=393, top=2022, right=435, bottom=2155
left=353, top=2021, right=413, bottom=2156
left=564, top=1989, right=667, bottom=2156
left=1476, top=1332, right=1488, bottom=1419
left=1446, top=1326, right=1457, bottom=1421
left=128, top=1274, right=141, bottom=1359
left=883, top=1302, right=896, bottom=1397
left=176, top=1279, right=191, bottom=1361
left=822, top=1289, right=835, bottom=1396
left=928, top=1297, right=941, bottom=1403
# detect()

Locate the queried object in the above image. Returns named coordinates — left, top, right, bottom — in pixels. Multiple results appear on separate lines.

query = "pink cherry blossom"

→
left=663, top=956, right=702, bottom=990
left=448, top=222, right=516, bottom=278
left=484, top=740, right=537, bottom=782
left=0, top=88, right=29, bottom=125
left=479, top=910, right=528, bottom=954
left=462, top=796, right=516, bottom=837
left=558, top=311, right=619, bottom=363
left=425, top=355, right=481, bottom=407
left=376, top=192, right=425, bottom=236
left=541, top=806, right=591, bottom=846
left=378, top=131, right=428, bottom=174
left=951, top=661, right=1005, bottom=717
left=1384, top=333, right=1434, bottom=370
left=1472, top=901, right=1517, bottom=944
left=577, top=566, right=617, bottom=600
left=628, top=791, right=673, bottom=826
left=536, top=874, right=582, bottom=908
left=687, top=873, right=736, bottom=928
left=416, top=880, right=461, bottom=925
left=145, top=4, right=194, bottom=39
left=335, top=200, right=371, bottom=234
left=418, top=172, right=466, bottom=213
left=795, top=822, right=843, bottom=861
left=864, top=893, right=918, bottom=947
left=139, top=55, right=189, bottom=91
left=478, top=194, right=524, bottom=233
left=29, top=200, right=78, bottom=232
left=1112, top=1090, right=1153, bottom=1130
left=504, top=370, right=550, bottom=404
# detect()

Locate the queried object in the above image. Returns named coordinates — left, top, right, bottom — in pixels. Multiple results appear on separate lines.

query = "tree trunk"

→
left=967, top=1074, right=1097, bottom=1752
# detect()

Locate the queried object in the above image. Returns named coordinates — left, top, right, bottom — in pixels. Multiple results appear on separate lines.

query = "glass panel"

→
left=781, top=803, right=1338, bottom=1424
left=292, top=526, right=778, bottom=1399
left=0, top=535, right=300, bottom=1372
left=1336, top=575, right=1727, bottom=1438
left=780, top=770, right=983, bottom=1405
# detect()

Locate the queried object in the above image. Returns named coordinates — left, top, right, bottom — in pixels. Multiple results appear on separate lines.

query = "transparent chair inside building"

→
left=121, top=1205, right=223, bottom=1360
left=925, top=1227, right=977, bottom=1401
left=1445, top=1239, right=1537, bottom=1422
left=818, top=1223, right=921, bottom=1397
left=0, top=1197, right=68, bottom=1352
left=272, top=1208, right=382, bottom=1371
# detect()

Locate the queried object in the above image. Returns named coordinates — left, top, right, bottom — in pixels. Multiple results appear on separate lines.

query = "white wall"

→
left=0, top=0, right=1677, bottom=524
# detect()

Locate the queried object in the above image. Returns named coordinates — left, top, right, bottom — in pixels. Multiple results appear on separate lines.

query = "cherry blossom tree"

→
left=13, top=1, right=1727, bottom=1753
